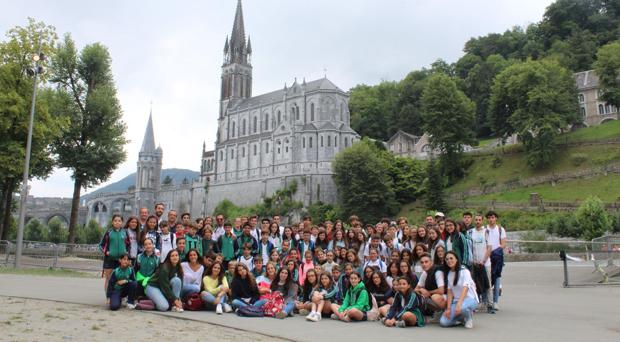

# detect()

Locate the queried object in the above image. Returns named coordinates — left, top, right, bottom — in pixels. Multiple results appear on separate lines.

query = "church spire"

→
left=229, top=0, right=247, bottom=64
left=140, top=110, right=156, bottom=153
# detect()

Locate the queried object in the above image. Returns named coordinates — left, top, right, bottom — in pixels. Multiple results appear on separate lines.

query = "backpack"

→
left=236, top=304, right=265, bottom=317
left=183, top=293, right=204, bottom=311
left=135, top=299, right=155, bottom=310
left=461, top=231, right=473, bottom=267
left=262, top=291, right=284, bottom=317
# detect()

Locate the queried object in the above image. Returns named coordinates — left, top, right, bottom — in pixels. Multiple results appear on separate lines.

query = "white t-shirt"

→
left=470, top=228, right=490, bottom=266
left=417, top=269, right=445, bottom=289
left=181, top=262, right=204, bottom=287
left=486, top=225, right=506, bottom=251
left=363, top=259, right=387, bottom=273
left=446, top=267, right=478, bottom=303
left=237, top=255, right=254, bottom=271
left=159, top=232, right=176, bottom=263
left=212, top=226, right=225, bottom=242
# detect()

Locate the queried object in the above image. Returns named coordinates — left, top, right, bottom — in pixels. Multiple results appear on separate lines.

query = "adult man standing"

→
left=470, top=214, right=493, bottom=313
left=167, top=210, right=178, bottom=234
left=212, top=214, right=225, bottom=241
left=485, top=211, right=506, bottom=311
left=154, top=203, right=165, bottom=225
left=255, top=218, right=270, bottom=241
left=139, top=207, right=149, bottom=230
left=463, top=211, right=475, bottom=230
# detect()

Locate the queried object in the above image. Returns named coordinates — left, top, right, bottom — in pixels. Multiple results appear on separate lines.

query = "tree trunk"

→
left=0, top=179, right=8, bottom=240
left=0, top=178, right=16, bottom=241
left=67, top=178, right=82, bottom=244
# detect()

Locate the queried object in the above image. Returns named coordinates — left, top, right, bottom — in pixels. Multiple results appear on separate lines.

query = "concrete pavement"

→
left=1, top=261, right=619, bottom=342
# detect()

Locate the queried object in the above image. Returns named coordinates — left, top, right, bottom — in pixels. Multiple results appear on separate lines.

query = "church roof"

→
left=140, top=112, right=156, bottom=153
left=387, top=130, right=420, bottom=144
left=231, top=77, right=345, bottom=111
left=574, top=70, right=599, bottom=90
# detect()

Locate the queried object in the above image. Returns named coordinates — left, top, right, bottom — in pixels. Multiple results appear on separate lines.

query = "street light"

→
left=14, top=39, right=46, bottom=268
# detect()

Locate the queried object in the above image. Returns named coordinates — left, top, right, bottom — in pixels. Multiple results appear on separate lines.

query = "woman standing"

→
left=440, top=251, right=478, bottom=329
left=145, top=249, right=184, bottom=312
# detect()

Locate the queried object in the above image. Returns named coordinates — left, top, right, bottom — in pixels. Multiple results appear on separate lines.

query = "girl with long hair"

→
left=201, top=262, right=232, bottom=314
left=445, top=219, right=465, bottom=263
left=330, top=271, right=370, bottom=322
left=366, top=270, right=393, bottom=318
left=271, top=267, right=299, bottom=319
left=383, top=276, right=425, bottom=328
left=328, top=229, right=346, bottom=251
left=180, top=249, right=204, bottom=298
left=306, top=272, right=338, bottom=322
left=440, top=251, right=478, bottom=329
left=427, top=227, right=445, bottom=262
left=230, top=263, right=262, bottom=309
left=297, top=268, right=319, bottom=315
left=269, top=222, right=282, bottom=249
left=124, top=216, right=140, bottom=265
left=145, top=249, right=184, bottom=312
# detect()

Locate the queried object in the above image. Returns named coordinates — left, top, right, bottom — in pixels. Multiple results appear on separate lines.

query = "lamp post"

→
left=14, top=40, right=46, bottom=268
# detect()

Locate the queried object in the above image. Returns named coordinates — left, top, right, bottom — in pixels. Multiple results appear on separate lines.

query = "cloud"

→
left=3, top=0, right=553, bottom=197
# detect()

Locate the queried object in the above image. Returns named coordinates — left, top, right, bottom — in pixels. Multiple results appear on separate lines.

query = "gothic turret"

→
left=220, top=0, right=252, bottom=104
left=135, top=110, right=162, bottom=214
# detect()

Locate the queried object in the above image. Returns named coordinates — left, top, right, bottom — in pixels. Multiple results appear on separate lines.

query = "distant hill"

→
left=82, top=168, right=200, bottom=200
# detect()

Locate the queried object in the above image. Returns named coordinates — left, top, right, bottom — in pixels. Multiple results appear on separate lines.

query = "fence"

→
left=0, top=240, right=102, bottom=272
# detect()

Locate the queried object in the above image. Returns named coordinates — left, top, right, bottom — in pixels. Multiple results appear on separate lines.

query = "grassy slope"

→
left=447, top=121, right=620, bottom=202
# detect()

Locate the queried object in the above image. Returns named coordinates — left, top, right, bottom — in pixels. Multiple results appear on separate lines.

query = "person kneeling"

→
left=415, top=253, right=447, bottom=322
left=330, top=272, right=370, bottom=322
left=107, top=253, right=138, bottom=311
left=383, top=277, right=425, bottom=328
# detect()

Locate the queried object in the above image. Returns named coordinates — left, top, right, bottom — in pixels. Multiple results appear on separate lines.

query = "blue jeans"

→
left=231, top=298, right=267, bottom=309
left=201, top=291, right=228, bottom=308
left=440, top=297, right=478, bottom=327
left=282, top=300, right=295, bottom=316
left=493, top=277, right=501, bottom=304
left=182, top=284, right=201, bottom=298
left=145, top=276, right=182, bottom=311
left=109, top=281, right=137, bottom=311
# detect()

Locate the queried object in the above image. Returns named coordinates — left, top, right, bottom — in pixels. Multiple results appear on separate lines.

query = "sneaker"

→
left=316, top=313, right=322, bottom=321
left=223, top=303, right=233, bottom=313
left=380, top=317, right=386, bottom=324
left=171, top=306, right=184, bottom=313
left=331, top=313, right=339, bottom=320
left=493, top=303, right=500, bottom=311
left=430, top=311, right=442, bottom=323
left=309, top=312, right=320, bottom=322
left=216, top=304, right=223, bottom=315
left=299, top=309, right=309, bottom=316
left=126, top=303, right=136, bottom=310
left=305, top=312, right=315, bottom=321
left=396, top=320, right=406, bottom=328
left=275, top=311, right=287, bottom=319
left=464, top=317, right=474, bottom=329
left=487, top=305, right=496, bottom=314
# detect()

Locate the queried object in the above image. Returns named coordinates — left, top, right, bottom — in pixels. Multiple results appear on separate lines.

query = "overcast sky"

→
left=1, top=0, right=554, bottom=198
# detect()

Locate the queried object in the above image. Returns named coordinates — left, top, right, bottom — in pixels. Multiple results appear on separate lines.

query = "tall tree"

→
left=425, top=158, right=446, bottom=212
left=349, top=82, right=399, bottom=140
left=421, top=73, right=476, bottom=183
left=593, top=41, right=620, bottom=113
left=50, top=34, right=127, bottom=244
left=489, top=59, right=580, bottom=168
left=0, top=19, right=64, bottom=239
left=332, top=139, right=398, bottom=224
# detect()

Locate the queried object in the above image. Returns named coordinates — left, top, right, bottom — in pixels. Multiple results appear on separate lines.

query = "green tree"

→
left=421, top=73, right=476, bottom=182
left=0, top=19, right=64, bottom=240
left=593, top=41, right=620, bottom=112
left=25, top=218, right=47, bottom=241
left=332, top=139, right=398, bottom=224
left=50, top=34, right=127, bottom=244
left=575, top=196, right=612, bottom=240
left=489, top=60, right=580, bottom=168
left=47, top=217, right=67, bottom=243
left=394, top=70, right=429, bottom=137
left=388, top=156, right=425, bottom=204
left=306, top=201, right=341, bottom=224
left=424, top=158, right=446, bottom=212
left=83, top=219, right=104, bottom=244
left=349, top=82, right=399, bottom=140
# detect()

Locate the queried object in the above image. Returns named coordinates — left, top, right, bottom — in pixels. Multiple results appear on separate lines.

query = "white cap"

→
left=435, top=212, right=445, bottom=218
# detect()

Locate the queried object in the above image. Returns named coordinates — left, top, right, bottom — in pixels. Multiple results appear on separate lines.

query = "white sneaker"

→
left=396, top=320, right=406, bottom=328
left=493, top=303, right=500, bottom=311
left=316, top=313, right=322, bottom=321
left=216, top=304, right=223, bottom=315
left=172, top=306, right=184, bottom=313
left=223, top=303, right=233, bottom=313
left=305, top=312, right=315, bottom=321
left=309, top=312, right=320, bottom=322
left=126, top=303, right=136, bottom=310
left=464, top=317, right=474, bottom=329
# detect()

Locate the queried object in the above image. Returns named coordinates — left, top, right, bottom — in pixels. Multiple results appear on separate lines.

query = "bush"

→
left=521, top=230, right=556, bottom=253
left=306, top=202, right=342, bottom=223
left=575, top=196, right=612, bottom=240
left=547, top=214, right=581, bottom=238
left=491, top=155, right=503, bottom=168
left=48, top=218, right=68, bottom=243
left=25, top=219, right=47, bottom=241
left=570, top=153, right=588, bottom=166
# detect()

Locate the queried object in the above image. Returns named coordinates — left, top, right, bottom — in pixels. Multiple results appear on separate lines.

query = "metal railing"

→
left=0, top=240, right=102, bottom=272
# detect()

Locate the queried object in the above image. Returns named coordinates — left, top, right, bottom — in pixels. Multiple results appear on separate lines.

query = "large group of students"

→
left=101, top=202, right=507, bottom=329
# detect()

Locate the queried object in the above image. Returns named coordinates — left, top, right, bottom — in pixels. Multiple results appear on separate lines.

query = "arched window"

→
left=340, top=103, right=344, bottom=121
left=277, top=110, right=281, bottom=124
left=277, top=140, right=281, bottom=154
left=334, top=135, right=338, bottom=147
left=294, top=106, right=299, bottom=120
left=220, top=151, right=223, bottom=161
left=253, top=116, right=257, bottom=133
left=310, top=103, right=315, bottom=121
left=320, top=135, right=324, bottom=147
left=327, top=135, right=331, bottom=147
left=231, top=149, right=235, bottom=159
left=232, top=121, right=236, bottom=138
left=265, top=113, right=269, bottom=130
left=253, top=144, right=257, bottom=155
left=309, top=137, right=313, bottom=148
left=599, top=104, right=604, bottom=114
left=605, top=104, right=611, bottom=114
left=578, top=94, right=584, bottom=103
left=580, top=107, right=586, bottom=118
left=242, top=119, right=246, bottom=135
left=344, top=137, right=348, bottom=147
left=242, top=147, right=245, bottom=158
left=303, top=137, right=306, bottom=148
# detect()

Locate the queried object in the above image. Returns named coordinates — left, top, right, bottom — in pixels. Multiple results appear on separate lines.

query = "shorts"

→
left=103, top=255, right=119, bottom=270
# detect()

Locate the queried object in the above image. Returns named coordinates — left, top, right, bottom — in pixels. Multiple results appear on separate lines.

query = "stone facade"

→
left=575, top=70, right=619, bottom=127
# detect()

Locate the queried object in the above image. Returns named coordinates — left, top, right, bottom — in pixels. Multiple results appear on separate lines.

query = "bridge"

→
left=19, top=197, right=87, bottom=228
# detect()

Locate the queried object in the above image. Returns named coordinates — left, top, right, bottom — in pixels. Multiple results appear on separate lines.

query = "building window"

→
left=327, top=135, right=331, bottom=147
left=253, top=116, right=257, bottom=133
left=294, top=105, right=299, bottom=120
left=599, top=104, right=604, bottom=115
left=265, top=114, right=269, bottom=130
left=232, top=121, right=236, bottom=138
left=277, top=110, right=281, bottom=124
left=605, top=104, right=611, bottom=114
left=310, top=103, right=315, bottom=121
left=320, top=135, right=324, bottom=147
left=303, top=137, right=306, bottom=148
left=340, top=103, right=344, bottom=121
left=334, top=136, right=338, bottom=147
left=285, top=145, right=289, bottom=153
left=309, top=137, right=313, bottom=148
left=266, top=142, right=269, bottom=153
left=231, top=149, right=234, bottom=159
left=578, top=94, right=584, bottom=103
left=344, top=137, right=348, bottom=147
left=220, top=151, right=223, bottom=161
left=253, top=144, right=257, bottom=155
left=242, top=147, right=245, bottom=158
left=242, top=119, right=246, bottom=135
left=580, top=107, right=586, bottom=118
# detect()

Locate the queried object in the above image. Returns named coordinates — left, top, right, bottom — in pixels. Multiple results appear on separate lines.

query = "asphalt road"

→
left=1, top=261, right=618, bottom=342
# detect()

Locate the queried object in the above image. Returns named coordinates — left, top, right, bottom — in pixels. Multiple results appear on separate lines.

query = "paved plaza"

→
left=0, top=261, right=618, bottom=342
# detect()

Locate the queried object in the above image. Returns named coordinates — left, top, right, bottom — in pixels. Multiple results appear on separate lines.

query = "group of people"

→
left=101, top=202, right=507, bottom=329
